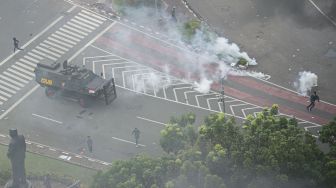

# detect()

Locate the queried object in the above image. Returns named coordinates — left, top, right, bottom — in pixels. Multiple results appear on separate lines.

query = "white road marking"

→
left=27, top=52, right=43, bottom=60
left=55, top=31, right=80, bottom=42
left=68, top=22, right=117, bottom=61
left=23, top=55, right=39, bottom=63
left=39, top=43, right=65, bottom=54
left=0, top=80, right=20, bottom=90
left=136, top=116, right=166, bottom=126
left=195, top=93, right=217, bottom=107
left=75, top=16, right=100, bottom=27
left=111, top=137, right=146, bottom=147
left=32, top=49, right=57, bottom=61
left=229, top=103, right=250, bottom=116
left=242, top=106, right=262, bottom=118
left=15, top=62, right=35, bottom=72
left=304, top=125, right=322, bottom=130
left=81, top=9, right=106, bottom=21
left=10, top=66, right=34, bottom=78
left=308, top=0, right=336, bottom=27
left=0, top=89, right=11, bottom=98
left=173, top=86, right=192, bottom=102
left=44, top=40, right=69, bottom=51
left=6, top=69, right=31, bottom=81
left=0, top=94, right=8, bottom=101
left=36, top=46, right=61, bottom=58
left=78, top=12, right=103, bottom=24
left=63, top=24, right=88, bottom=36
left=66, top=5, right=77, bottom=13
left=48, top=36, right=74, bottom=48
left=0, top=16, right=63, bottom=66
left=67, top=21, right=92, bottom=33
left=206, top=97, right=220, bottom=110
left=71, top=18, right=96, bottom=30
left=32, top=113, right=63, bottom=124
left=59, top=27, right=84, bottom=39
left=0, top=75, right=25, bottom=87
left=51, top=34, right=77, bottom=45
left=19, top=58, right=37, bottom=68
left=121, top=68, right=149, bottom=87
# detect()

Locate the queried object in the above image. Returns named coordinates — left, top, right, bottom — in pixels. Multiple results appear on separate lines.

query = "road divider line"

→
left=0, top=85, right=39, bottom=120
left=308, top=0, right=336, bottom=27
left=32, top=113, right=63, bottom=124
left=136, top=116, right=166, bottom=126
left=69, top=22, right=117, bottom=62
left=0, top=16, right=64, bottom=66
left=112, top=137, right=146, bottom=147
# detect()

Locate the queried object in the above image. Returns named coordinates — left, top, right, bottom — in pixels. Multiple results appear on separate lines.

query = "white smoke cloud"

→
left=194, top=78, right=213, bottom=93
left=294, top=71, right=318, bottom=96
left=213, top=37, right=257, bottom=66
left=108, top=4, right=267, bottom=94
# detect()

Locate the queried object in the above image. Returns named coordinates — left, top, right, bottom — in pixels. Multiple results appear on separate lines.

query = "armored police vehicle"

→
left=34, top=61, right=117, bottom=107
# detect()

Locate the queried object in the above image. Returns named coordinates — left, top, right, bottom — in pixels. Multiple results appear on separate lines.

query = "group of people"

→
left=86, top=128, right=141, bottom=153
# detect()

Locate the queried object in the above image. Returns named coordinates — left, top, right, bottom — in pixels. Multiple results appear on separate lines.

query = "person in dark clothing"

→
left=63, top=60, right=68, bottom=70
left=132, top=128, right=140, bottom=147
left=171, top=7, right=177, bottom=22
left=307, top=91, right=320, bottom=111
left=13, top=37, right=23, bottom=53
left=87, top=136, right=93, bottom=153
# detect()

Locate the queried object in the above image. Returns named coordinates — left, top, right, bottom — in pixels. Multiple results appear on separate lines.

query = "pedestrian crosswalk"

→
left=0, top=9, right=109, bottom=106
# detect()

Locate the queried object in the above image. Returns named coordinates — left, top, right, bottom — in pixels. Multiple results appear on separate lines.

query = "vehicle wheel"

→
left=45, top=87, right=56, bottom=97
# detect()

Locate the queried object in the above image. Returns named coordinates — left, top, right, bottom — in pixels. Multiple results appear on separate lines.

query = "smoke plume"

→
left=294, top=71, right=318, bottom=96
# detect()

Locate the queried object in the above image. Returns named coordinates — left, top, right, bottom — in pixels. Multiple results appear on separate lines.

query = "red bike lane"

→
left=94, top=23, right=335, bottom=125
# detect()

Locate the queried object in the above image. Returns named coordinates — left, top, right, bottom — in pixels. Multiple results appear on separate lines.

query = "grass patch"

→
left=0, top=144, right=97, bottom=187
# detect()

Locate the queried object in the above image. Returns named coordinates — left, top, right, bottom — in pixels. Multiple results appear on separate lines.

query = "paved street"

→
left=183, top=0, right=336, bottom=104
left=0, top=0, right=335, bottom=167
left=0, top=6, right=112, bottom=111
left=0, top=0, right=71, bottom=63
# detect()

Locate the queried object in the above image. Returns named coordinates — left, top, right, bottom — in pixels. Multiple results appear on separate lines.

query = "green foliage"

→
left=0, top=169, right=10, bottom=186
left=181, top=19, right=201, bottom=41
left=270, top=104, right=279, bottom=115
left=91, top=155, right=179, bottom=188
left=160, top=124, right=186, bottom=154
left=319, top=117, right=336, bottom=152
left=237, top=57, right=248, bottom=66
left=169, top=112, right=196, bottom=127
left=92, top=109, right=336, bottom=188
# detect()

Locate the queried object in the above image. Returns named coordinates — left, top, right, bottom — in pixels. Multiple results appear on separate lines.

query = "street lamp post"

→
left=154, top=0, right=158, bottom=16
left=219, top=78, right=225, bottom=113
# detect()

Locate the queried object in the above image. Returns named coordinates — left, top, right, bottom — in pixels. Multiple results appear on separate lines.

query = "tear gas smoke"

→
left=194, top=78, right=213, bottom=93
left=294, top=71, right=318, bottom=96
left=111, top=4, right=268, bottom=94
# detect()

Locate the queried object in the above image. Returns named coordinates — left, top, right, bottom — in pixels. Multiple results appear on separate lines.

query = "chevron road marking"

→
left=229, top=104, right=251, bottom=116
left=242, top=106, right=262, bottom=118
left=184, top=90, right=197, bottom=104
left=173, top=86, right=193, bottom=102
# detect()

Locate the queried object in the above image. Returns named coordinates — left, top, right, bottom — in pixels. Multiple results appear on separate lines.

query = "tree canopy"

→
left=92, top=110, right=336, bottom=188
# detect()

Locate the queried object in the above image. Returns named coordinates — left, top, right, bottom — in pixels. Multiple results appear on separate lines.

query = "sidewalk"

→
left=0, top=133, right=110, bottom=171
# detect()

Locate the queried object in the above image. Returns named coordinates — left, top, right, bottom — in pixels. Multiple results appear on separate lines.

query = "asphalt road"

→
left=0, top=0, right=71, bottom=62
left=184, top=0, right=336, bottom=104
left=0, top=0, right=333, bottom=164
left=0, top=46, right=217, bottom=161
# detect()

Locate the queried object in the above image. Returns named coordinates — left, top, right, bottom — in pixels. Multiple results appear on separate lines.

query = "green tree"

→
left=181, top=19, right=201, bottom=41
left=320, top=117, right=336, bottom=155
left=320, top=117, right=336, bottom=187
left=169, top=112, right=196, bottom=127
left=160, top=124, right=186, bottom=154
